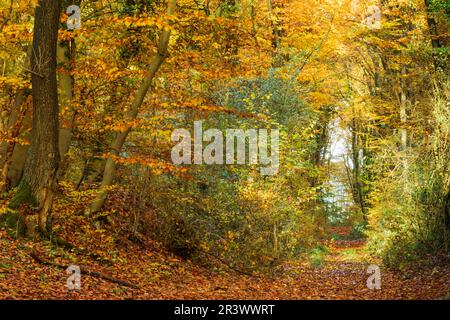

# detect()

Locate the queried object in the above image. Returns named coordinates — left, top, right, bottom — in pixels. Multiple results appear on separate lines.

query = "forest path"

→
left=0, top=227, right=448, bottom=299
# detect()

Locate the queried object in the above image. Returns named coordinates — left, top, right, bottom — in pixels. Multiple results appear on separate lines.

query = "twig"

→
left=24, top=68, right=45, bottom=78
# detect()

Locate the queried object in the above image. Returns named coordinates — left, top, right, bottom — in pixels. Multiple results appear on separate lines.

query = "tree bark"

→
left=58, top=0, right=81, bottom=173
left=7, top=110, right=32, bottom=188
left=1, top=46, right=33, bottom=191
left=268, top=0, right=281, bottom=67
left=0, top=89, right=30, bottom=193
left=350, top=116, right=367, bottom=222
left=87, top=0, right=176, bottom=214
left=424, top=0, right=442, bottom=49
left=56, top=38, right=76, bottom=178
left=11, top=0, right=61, bottom=237
left=444, top=189, right=450, bottom=252
left=399, top=67, right=408, bottom=150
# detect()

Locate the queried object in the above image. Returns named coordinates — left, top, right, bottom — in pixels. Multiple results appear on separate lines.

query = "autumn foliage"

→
left=0, top=0, right=449, bottom=299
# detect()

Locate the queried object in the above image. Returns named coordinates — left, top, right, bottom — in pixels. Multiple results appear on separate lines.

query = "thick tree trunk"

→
left=87, top=0, right=176, bottom=214
left=11, top=0, right=61, bottom=237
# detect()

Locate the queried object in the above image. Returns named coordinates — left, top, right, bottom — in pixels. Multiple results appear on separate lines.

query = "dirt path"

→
left=0, top=228, right=449, bottom=299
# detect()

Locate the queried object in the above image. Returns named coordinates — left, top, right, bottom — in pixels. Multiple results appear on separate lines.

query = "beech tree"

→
left=10, top=0, right=61, bottom=237
left=87, top=0, right=177, bottom=214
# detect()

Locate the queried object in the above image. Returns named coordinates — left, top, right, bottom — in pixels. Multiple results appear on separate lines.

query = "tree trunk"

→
left=399, top=67, right=408, bottom=150
left=423, top=0, right=444, bottom=70
left=444, top=189, right=450, bottom=252
left=7, top=110, right=32, bottom=188
left=424, top=0, right=442, bottom=49
left=350, top=116, right=367, bottom=222
left=11, top=0, right=61, bottom=237
left=1, top=46, right=33, bottom=192
left=58, top=0, right=81, bottom=171
left=56, top=38, right=76, bottom=179
left=87, top=0, right=176, bottom=214
left=0, top=89, right=30, bottom=193
left=268, top=0, right=282, bottom=67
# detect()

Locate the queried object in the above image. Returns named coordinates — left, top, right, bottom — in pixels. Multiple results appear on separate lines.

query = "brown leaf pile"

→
left=0, top=228, right=448, bottom=300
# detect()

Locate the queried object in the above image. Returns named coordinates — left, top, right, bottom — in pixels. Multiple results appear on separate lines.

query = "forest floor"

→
left=0, top=225, right=449, bottom=300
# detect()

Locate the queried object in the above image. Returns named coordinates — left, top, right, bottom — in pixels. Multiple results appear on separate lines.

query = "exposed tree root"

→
left=47, top=232, right=113, bottom=266
left=29, top=249, right=139, bottom=289
left=1, top=212, right=113, bottom=265
left=198, top=249, right=261, bottom=278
